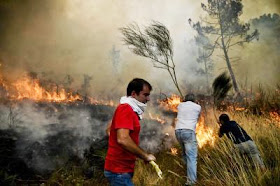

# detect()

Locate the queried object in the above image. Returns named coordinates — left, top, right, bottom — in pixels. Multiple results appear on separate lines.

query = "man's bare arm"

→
left=117, top=128, right=155, bottom=162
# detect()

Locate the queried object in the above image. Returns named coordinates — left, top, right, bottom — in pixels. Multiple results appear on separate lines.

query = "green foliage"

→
left=0, top=170, right=16, bottom=186
left=212, top=72, right=232, bottom=102
left=250, top=13, right=280, bottom=47
left=120, top=22, right=173, bottom=67
left=190, top=0, right=259, bottom=94
left=199, top=0, right=258, bottom=39
left=120, top=21, right=183, bottom=98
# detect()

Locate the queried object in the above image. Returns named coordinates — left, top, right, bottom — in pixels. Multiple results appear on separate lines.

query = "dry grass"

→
left=47, top=111, right=280, bottom=186
left=131, top=112, right=280, bottom=186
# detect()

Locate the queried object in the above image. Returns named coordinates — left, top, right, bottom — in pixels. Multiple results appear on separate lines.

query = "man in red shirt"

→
left=104, top=78, right=156, bottom=186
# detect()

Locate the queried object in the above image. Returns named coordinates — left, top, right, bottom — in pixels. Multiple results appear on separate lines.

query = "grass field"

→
left=130, top=112, right=280, bottom=186
left=47, top=110, right=280, bottom=186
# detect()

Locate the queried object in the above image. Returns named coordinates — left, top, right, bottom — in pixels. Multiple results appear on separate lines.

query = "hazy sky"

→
left=0, top=0, right=279, bottom=96
left=0, top=0, right=278, bottom=173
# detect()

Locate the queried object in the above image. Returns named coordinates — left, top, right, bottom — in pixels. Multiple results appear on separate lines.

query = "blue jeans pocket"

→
left=104, top=170, right=134, bottom=186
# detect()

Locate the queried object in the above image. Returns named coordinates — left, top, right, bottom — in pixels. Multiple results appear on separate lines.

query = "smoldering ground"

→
left=0, top=101, right=112, bottom=174
left=0, top=100, right=173, bottom=176
left=0, top=0, right=279, bottom=180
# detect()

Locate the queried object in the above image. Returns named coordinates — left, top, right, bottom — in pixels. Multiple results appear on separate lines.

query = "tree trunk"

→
left=217, top=1, right=241, bottom=97
left=168, top=67, right=183, bottom=98
left=203, top=57, right=210, bottom=93
left=220, top=37, right=240, bottom=95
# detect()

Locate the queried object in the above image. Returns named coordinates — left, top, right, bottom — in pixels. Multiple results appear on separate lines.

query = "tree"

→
left=120, top=22, right=183, bottom=98
left=189, top=0, right=259, bottom=96
left=250, top=13, right=280, bottom=48
left=195, top=32, right=214, bottom=92
left=212, top=72, right=232, bottom=106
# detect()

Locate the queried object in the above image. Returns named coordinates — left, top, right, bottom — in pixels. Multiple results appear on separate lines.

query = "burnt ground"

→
left=0, top=101, right=168, bottom=184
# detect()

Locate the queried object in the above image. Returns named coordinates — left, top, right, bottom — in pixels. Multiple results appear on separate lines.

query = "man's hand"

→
left=144, top=153, right=156, bottom=162
left=117, top=129, right=156, bottom=162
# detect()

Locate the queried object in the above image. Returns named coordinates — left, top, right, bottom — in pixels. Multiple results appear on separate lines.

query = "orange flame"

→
left=159, top=94, right=181, bottom=112
left=9, top=75, right=82, bottom=102
left=269, top=111, right=280, bottom=126
left=235, top=107, right=246, bottom=111
left=88, top=97, right=116, bottom=106
left=0, top=73, right=117, bottom=106
left=159, top=95, right=216, bottom=148
left=170, top=147, right=178, bottom=155
left=148, top=113, right=166, bottom=124
left=196, top=115, right=216, bottom=148
left=228, top=105, right=246, bottom=112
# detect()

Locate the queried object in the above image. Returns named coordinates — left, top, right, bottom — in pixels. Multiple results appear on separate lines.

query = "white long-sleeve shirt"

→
left=175, top=101, right=201, bottom=131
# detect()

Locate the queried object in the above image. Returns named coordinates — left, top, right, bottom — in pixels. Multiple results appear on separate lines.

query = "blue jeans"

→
left=235, top=140, right=265, bottom=169
left=104, top=170, right=134, bottom=186
left=175, top=129, right=198, bottom=184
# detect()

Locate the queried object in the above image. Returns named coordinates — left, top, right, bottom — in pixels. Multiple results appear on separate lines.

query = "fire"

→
left=235, top=107, right=246, bottom=111
left=170, top=147, right=178, bottom=155
left=196, top=115, right=216, bottom=148
left=227, top=105, right=246, bottom=112
left=269, top=111, right=280, bottom=126
left=159, top=94, right=181, bottom=112
left=148, top=113, right=166, bottom=124
left=88, top=97, right=116, bottom=107
left=159, top=94, right=216, bottom=148
left=0, top=72, right=117, bottom=106
left=8, top=75, right=82, bottom=102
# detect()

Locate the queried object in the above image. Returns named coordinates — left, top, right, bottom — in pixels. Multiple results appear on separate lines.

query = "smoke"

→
left=242, top=0, right=280, bottom=21
left=0, top=101, right=112, bottom=173
left=0, top=0, right=279, bottom=94
left=0, top=100, right=171, bottom=173
left=0, top=0, right=203, bottom=96
left=235, top=13, right=280, bottom=89
left=1, top=0, right=278, bottom=177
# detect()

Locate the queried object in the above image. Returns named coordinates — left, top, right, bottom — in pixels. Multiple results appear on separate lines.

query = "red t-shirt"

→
left=104, top=104, right=141, bottom=173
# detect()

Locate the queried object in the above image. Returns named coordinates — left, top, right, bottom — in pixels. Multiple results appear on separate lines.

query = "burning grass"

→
left=2, top=73, right=82, bottom=102
left=1, top=74, right=279, bottom=185
left=44, top=109, right=280, bottom=186
left=131, top=111, right=280, bottom=186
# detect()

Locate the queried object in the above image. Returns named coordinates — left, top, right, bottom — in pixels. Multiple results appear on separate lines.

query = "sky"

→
left=0, top=0, right=279, bottom=97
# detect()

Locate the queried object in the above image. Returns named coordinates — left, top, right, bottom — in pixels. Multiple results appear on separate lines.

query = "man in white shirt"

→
left=173, top=94, right=201, bottom=185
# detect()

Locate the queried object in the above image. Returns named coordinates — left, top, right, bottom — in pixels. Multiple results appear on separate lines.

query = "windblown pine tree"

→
left=120, top=22, right=183, bottom=98
left=189, top=0, right=259, bottom=96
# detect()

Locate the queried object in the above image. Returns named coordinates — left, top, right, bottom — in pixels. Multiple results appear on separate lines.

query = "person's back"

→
left=175, top=101, right=201, bottom=131
left=174, top=94, right=201, bottom=185
left=218, top=114, right=265, bottom=170
left=219, top=120, right=252, bottom=144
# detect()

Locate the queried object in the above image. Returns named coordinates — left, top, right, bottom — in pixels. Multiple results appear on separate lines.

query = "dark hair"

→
left=184, top=93, right=195, bottom=102
left=127, top=78, right=152, bottom=96
left=219, top=114, right=230, bottom=123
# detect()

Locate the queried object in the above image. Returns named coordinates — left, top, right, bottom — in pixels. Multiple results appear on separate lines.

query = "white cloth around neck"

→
left=120, top=96, right=147, bottom=119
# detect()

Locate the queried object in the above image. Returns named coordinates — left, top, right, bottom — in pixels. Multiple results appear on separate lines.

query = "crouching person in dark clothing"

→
left=218, top=114, right=265, bottom=170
